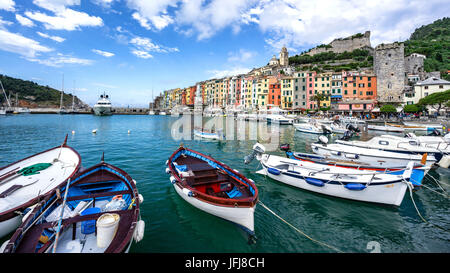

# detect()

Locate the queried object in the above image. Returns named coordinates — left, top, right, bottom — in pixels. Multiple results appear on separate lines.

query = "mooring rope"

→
left=258, top=201, right=343, bottom=253
left=255, top=161, right=343, bottom=253
left=405, top=181, right=449, bottom=232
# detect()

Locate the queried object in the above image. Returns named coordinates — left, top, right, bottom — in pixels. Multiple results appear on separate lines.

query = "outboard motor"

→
left=321, top=124, right=333, bottom=135
left=317, top=135, right=329, bottom=146
left=346, top=123, right=360, bottom=133
left=339, top=130, right=354, bottom=141
left=244, top=143, right=266, bottom=164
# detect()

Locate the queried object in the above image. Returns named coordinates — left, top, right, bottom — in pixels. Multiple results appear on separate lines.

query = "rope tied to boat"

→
left=259, top=201, right=343, bottom=253
left=257, top=162, right=344, bottom=253
left=404, top=180, right=449, bottom=232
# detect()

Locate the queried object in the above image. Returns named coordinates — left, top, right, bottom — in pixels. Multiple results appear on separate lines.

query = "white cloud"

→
left=92, top=0, right=115, bottom=8
left=0, top=29, right=52, bottom=58
left=92, top=49, right=115, bottom=57
left=175, top=0, right=257, bottom=40
left=228, top=49, right=256, bottom=63
left=16, top=14, right=35, bottom=27
left=37, top=31, right=65, bottom=42
left=28, top=53, right=94, bottom=67
left=130, top=36, right=178, bottom=53
left=131, top=12, right=151, bottom=30
left=131, top=49, right=153, bottom=59
left=26, top=0, right=103, bottom=31
left=0, top=16, right=13, bottom=29
left=32, top=0, right=80, bottom=12
left=128, top=36, right=178, bottom=59
left=207, top=67, right=251, bottom=79
left=126, top=0, right=177, bottom=30
left=0, top=0, right=15, bottom=11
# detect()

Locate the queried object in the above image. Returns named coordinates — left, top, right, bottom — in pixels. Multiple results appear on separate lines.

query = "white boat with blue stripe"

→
left=246, top=143, right=415, bottom=206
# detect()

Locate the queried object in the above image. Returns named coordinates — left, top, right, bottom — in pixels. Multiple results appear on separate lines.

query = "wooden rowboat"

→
left=2, top=160, right=145, bottom=253
left=166, top=146, right=258, bottom=236
left=0, top=136, right=81, bottom=238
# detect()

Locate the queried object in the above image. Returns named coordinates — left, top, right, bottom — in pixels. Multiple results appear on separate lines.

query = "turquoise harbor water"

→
left=0, top=114, right=449, bottom=253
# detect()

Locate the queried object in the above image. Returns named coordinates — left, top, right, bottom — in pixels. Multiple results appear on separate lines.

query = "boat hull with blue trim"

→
left=2, top=162, right=143, bottom=253
left=284, top=150, right=430, bottom=187
left=166, top=146, right=258, bottom=235
left=0, top=138, right=81, bottom=238
left=311, top=142, right=437, bottom=169
left=193, top=129, right=224, bottom=140
left=255, top=152, right=414, bottom=206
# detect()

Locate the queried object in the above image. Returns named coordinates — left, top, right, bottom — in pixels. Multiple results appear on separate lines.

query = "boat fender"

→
left=21, top=204, right=37, bottom=223
left=344, top=183, right=366, bottom=191
left=267, top=168, right=281, bottom=175
left=133, top=220, right=145, bottom=243
left=169, top=176, right=177, bottom=184
left=305, top=177, right=325, bottom=187
left=331, top=151, right=341, bottom=156
left=165, top=160, right=169, bottom=166
left=165, top=167, right=171, bottom=174
left=138, top=194, right=144, bottom=204
left=132, top=179, right=137, bottom=184
left=345, top=154, right=359, bottom=159
left=318, top=135, right=328, bottom=144
left=438, top=155, right=450, bottom=169
left=182, top=188, right=193, bottom=197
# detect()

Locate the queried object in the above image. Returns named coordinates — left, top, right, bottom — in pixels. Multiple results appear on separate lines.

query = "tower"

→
left=280, top=46, right=289, bottom=66
left=374, top=42, right=405, bottom=104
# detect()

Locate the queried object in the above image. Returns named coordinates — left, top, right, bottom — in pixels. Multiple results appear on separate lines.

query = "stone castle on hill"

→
left=305, top=31, right=372, bottom=56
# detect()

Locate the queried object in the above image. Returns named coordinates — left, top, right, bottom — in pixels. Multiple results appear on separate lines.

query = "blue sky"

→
left=0, top=0, right=448, bottom=107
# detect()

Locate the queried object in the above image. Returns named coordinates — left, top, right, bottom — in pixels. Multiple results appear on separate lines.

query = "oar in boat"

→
left=0, top=163, right=52, bottom=186
left=52, top=177, right=71, bottom=253
left=0, top=178, right=40, bottom=198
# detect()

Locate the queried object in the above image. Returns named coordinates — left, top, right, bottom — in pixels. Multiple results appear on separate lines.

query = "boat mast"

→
left=0, top=79, right=12, bottom=110
left=72, top=80, right=75, bottom=111
left=60, top=74, right=64, bottom=110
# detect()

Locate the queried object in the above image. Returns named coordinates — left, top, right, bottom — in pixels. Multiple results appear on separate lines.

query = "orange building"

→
left=342, top=73, right=376, bottom=101
left=188, top=86, right=196, bottom=105
left=268, top=82, right=281, bottom=106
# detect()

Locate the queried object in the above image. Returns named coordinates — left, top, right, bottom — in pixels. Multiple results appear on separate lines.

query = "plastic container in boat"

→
left=96, top=213, right=120, bottom=248
left=80, top=207, right=101, bottom=234
left=102, top=197, right=127, bottom=212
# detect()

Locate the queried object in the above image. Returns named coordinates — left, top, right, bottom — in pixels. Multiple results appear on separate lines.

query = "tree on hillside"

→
left=417, top=89, right=450, bottom=113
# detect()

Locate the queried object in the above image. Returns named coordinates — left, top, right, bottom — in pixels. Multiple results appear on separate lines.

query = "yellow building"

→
left=280, top=76, right=294, bottom=109
left=313, top=72, right=332, bottom=108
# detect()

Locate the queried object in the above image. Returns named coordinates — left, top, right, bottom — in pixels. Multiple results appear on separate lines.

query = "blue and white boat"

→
left=246, top=143, right=416, bottom=206
left=193, top=128, right=225, bottom=140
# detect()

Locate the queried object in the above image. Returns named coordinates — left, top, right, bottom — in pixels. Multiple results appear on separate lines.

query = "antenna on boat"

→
left=101, top=152, right=105, bottom=162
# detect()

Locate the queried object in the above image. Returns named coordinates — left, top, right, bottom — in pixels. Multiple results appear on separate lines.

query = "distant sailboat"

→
left=0, top=79, right=12, bottom=114
left=59, top=74, right=68, bottom=114
left=68, top=80, right=77, bottom=114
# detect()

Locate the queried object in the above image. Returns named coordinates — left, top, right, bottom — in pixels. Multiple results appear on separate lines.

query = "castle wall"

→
left=305, top=31, right=371, bottom=56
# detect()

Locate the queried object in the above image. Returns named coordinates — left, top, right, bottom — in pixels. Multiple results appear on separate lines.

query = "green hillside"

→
left=0, top=74, right=84, bottom=108
left=404, top=17, right=450, bottom=80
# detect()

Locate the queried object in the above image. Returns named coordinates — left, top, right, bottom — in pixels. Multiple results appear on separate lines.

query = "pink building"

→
left=306, top=71, right=316, bottom=109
